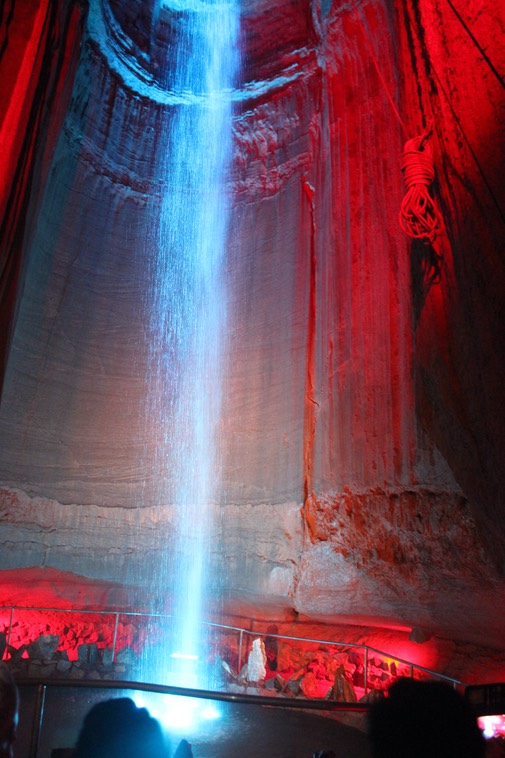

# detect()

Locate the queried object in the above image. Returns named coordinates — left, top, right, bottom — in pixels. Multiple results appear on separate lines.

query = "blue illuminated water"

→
left=145, top=1, right=239, bottom=689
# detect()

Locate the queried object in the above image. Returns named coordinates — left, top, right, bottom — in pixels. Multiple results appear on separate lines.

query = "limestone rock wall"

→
left=396, top=0, right=505, bottom=570
left=0, top=0, right=84, bottom=390
left=296, top=487, right=505, bottom=649
left=0, top=0, right=504, bottom=650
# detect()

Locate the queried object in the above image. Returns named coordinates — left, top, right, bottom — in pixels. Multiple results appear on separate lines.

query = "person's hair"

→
left=173, top=738, right=193, bottom=757
left=73, top=697, right=168, bottom=758
left=0, top=663, right=19, bottom=758
left=367, top=677, right=485, bottom=758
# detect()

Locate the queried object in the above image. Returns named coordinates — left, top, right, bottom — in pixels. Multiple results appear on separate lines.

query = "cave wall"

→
left=0, top=0, right=504, bottom=649
left=395, top=0, right=505, bottom=570
left=0, top=0, right=84, bottom=392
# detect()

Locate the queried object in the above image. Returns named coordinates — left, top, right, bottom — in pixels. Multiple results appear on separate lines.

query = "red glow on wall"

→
left=0, top=0, right=84, bottom=394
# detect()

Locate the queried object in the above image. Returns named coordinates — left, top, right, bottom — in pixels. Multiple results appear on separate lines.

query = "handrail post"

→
left=237, top=629, right=244, bottom=676
left=6, top=607, right=14, bottom=657
left=112, top=612, right=119, bottom=663
left=28, top=683, right=46, bottom=758
left=364, top=647, right=368, bottom=695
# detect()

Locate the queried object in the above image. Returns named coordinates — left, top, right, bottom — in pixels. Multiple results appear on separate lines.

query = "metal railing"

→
left=0, top=603, right=467, bottom=692
left=20, top=676, right=370, bottom=758
left=2, top=603, right=471, bottom=757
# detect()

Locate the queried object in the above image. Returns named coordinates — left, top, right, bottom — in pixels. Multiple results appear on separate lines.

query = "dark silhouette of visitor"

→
left=0, top=663, right=18, bottom=758
left=73, top=697, right=169, bottom=758
left=485, top=738, right=505, bottom=757
left=173, top=738, right=194, bottom=757
left=367, top=677, right=486, bottom=757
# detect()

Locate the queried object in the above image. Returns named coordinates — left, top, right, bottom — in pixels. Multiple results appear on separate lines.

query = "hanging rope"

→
left=399, top=121, right=443, bottom=245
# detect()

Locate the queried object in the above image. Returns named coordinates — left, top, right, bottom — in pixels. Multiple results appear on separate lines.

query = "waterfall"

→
left=145, top=0, right=239, bottom=689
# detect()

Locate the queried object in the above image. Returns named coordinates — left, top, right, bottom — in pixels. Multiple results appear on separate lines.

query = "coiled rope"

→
left=399, top=122, right=443, bottom=245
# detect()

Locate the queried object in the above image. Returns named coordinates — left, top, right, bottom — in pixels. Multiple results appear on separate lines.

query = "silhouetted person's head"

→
left=173, top=738, right=193, bottom=757
left=0, top=663, right=18, bottom=758
left=73, top=697, right=168, bottom=758
left=0, top=664, right=18, bottom=758
left=367, top=677, right=485, bottom=758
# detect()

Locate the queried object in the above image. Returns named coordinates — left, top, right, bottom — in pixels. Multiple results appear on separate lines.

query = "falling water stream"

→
left=145, top=1, right=239, bottom=689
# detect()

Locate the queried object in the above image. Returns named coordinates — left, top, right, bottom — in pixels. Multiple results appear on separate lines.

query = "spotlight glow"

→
left=200, top=704, right=221, bottom=720
left=133, top=693, right=221, bottom=734
left=478, top=714, right=505, bottom=740
left=170, top=653, right=199, bottom=661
